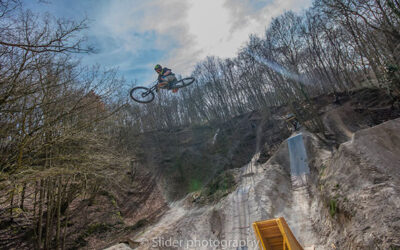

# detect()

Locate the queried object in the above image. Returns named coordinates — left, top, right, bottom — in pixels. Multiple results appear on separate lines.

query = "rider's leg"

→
left=157, top=81, right=168, bottom=92
left=164, top=75, right=178, bottom=92
left=158, top=75, right=178, bottom=93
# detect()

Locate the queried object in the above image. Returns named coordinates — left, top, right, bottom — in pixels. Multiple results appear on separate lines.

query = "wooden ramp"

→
left=252, top=217, right=303, bottom=250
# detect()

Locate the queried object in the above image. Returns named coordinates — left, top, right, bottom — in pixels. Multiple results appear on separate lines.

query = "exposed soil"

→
left=122, top=87, right=400, bottom=250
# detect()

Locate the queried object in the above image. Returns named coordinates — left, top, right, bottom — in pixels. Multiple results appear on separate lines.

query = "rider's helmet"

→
left=154, top=64, right=162, bottom=72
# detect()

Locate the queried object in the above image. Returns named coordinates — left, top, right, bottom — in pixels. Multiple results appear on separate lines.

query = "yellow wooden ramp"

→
left=252, top=217, right=303, bottom=250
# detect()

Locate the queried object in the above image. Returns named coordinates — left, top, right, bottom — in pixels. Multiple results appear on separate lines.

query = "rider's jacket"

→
left=158, top=67, right=175, bottom=82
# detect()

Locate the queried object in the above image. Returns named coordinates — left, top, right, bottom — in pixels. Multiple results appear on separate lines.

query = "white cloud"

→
left=168, top=0, right=312, bottom=75
left=87, top=0, right=313, bottom=78
left=23, top=0, right=313, bottom=82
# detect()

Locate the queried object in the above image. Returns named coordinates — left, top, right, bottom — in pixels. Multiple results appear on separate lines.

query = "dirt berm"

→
left=315, top=118, right=400, bottom=249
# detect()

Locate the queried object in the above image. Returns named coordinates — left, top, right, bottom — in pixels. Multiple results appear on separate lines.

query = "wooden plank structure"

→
left=252, top=217, right=303, bottom=250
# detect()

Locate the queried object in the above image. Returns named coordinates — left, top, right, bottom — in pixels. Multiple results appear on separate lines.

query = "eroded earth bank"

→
left=106, top=89, right=400, bottom=250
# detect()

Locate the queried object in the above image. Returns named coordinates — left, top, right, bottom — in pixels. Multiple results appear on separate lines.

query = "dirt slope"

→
left=125, top=120, right=400, bottom=250
left=315, top=118, right=400, bottom=249
left=104, top=87, right=400, bottom=250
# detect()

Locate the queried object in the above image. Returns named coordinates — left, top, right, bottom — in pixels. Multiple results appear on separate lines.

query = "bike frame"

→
left=141, top=80, right=177, bottom=98
left=130, top=77, right=194, bottom=103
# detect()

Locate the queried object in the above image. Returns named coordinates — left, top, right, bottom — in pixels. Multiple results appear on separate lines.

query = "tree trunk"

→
left=20, top=183, right=27, bottom=210
left=38, top=179, right=44, bottom=249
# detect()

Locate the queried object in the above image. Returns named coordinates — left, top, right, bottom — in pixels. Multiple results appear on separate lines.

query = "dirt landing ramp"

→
left=317, top=118, right=400, bottom=249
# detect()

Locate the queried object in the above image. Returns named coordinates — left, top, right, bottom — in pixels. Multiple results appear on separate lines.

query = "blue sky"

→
left=22, top=0, right=312, bottom=86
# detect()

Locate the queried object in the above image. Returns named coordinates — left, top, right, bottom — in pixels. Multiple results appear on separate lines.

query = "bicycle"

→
left=130, top=77, right=195, bottom=103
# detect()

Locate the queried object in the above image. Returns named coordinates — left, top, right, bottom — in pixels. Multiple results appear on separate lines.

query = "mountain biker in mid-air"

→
left=129, top=67, right=195, bottom=103
left=154, top=64, right=179, bottom=93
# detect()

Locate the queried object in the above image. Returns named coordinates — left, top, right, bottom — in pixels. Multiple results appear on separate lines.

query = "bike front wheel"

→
left=173, top=77, right=195, bottom=89
left=130, top=86, right=155, bottom=103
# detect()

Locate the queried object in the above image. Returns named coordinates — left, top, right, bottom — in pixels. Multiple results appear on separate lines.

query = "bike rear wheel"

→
left=172, top=77, right=195, bottom=89
left=130, top=86, right=155, bottom=103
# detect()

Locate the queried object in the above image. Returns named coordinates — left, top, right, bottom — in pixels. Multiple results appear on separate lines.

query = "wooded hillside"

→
left=0, top=0, right=399, bottom=248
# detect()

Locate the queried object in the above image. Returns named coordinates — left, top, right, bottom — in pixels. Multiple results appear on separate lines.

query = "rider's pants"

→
left=161, top=74, right=177, bottom=88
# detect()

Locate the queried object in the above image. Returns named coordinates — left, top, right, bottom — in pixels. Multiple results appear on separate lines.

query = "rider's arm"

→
left=161, top=67, right=172, bottom=76
left=163, top=69, right=171, bottom=76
